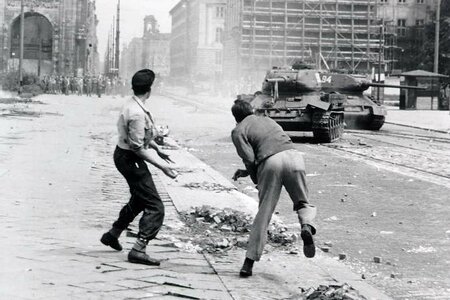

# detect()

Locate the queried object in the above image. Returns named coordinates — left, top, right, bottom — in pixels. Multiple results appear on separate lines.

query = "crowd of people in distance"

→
left=40, top=75, right=129, bottom=98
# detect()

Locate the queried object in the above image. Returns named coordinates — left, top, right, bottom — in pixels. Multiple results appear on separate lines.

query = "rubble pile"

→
left=300, top=284, right=367, bottom=300
left=180, top=205, right=298, bottom=253
left=185, top=205, right=253, bottom=233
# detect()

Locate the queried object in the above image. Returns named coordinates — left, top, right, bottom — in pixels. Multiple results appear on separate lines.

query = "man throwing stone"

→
left=231, top=100, right=317, bottom=277
left=101, top=69, right=178, bottom=265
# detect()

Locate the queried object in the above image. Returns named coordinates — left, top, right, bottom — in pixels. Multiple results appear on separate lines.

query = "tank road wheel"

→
left=312, top=111, right=344, bottom=143
left=367, top=115, right=385, bottom=131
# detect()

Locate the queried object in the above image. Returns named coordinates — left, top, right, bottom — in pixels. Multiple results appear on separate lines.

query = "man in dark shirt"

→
left=231, top=100, right=317, bottom=277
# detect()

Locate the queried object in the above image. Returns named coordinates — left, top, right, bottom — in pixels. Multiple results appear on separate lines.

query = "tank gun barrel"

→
left=266, top=77, right=295, bottom=83
left=366, top=83, right=425, bottom=90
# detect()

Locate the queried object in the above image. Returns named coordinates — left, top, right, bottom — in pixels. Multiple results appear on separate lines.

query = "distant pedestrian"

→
left=101, top=69, right=178, bottom=265
left=230, top=100, right=317, bottom=277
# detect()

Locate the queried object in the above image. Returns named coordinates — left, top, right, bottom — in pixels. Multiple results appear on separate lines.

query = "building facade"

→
left=142, top=15, right=170, bottom=77
left=120, top=15, right=170, bottom=81
left=169, top=0, right=226, bottom=81
left=120, top=37, right=143, bottom=81
left=0, top=0, right=99, bottom=76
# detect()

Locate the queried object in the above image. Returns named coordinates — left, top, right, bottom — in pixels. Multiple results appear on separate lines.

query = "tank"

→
left=243, top=67, right=423, bottom=140
left=241, top=67, right=346, bottom=143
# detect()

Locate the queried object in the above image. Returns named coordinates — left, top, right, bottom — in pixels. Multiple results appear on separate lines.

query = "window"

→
left=398, top=0, right=406, bottom=3
left=397, top=19, right=406, bottom=37
left=417, top=0, right=424, bottom=3
left=416, top=19, right=424, bottom=26
left=380, top=0, right=388, bottom=3
left=215, top=27, right=223, bottom=43
left=216, top=6, right=225, bottom=18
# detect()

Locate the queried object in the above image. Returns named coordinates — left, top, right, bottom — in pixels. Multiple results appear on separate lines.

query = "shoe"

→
left=301, top=225, right=316, bottom=258
left=100, top=232, right=122, bottom=251
left=128, top=249, right=161, bottom=266
left=239, top=258, right=254, bottom=277
left=239, top=266, right=253, bottom=277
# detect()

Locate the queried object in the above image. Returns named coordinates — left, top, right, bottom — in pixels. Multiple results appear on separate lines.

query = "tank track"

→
left=367, top=115, right=385, bottom=131
left=312, top=111, right=344, bottom=143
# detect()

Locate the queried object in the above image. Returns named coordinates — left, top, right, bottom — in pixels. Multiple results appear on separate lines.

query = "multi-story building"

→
left=120, top=37, right=143, bottom=80
left=223, top=0, right=381, bottom=83
left=376, top=0, right=439, bottom=73
left=0, top=0, right=99, bottom=76
left=169, top=0, right=226, bottom=81
left=142, top=15, right=170, bottom=77
left=120, top=15, right=170, bottom=81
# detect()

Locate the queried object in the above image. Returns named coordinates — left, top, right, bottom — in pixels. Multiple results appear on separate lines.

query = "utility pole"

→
left=115, top=0, right=120, bottom=74
left=434, top=0, right=441, bottom=73
left=18, top=0, right=24, bottom=95
left=111, top=17, right=115, bottom=74
left=377, top=22, right=383, bottom=103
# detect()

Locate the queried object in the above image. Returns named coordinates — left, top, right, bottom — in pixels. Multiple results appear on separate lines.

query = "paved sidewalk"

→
left=385, top=107, right=450, bottom=133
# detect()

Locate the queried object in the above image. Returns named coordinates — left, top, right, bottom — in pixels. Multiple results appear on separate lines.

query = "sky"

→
left=95, top=0, right=180, bottom=58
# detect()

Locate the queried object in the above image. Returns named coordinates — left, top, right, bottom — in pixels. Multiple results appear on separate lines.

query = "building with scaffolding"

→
left=223, top=0, right=381, bottom=84
left=0, top=0, right=99, bottom=76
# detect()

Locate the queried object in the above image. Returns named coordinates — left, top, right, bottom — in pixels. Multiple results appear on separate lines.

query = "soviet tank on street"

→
left=243, top=66, right=423, bottom=142
left=241, top=67, right=346, bottom=143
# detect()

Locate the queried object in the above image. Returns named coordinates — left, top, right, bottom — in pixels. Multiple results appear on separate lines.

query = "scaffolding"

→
left=224, top=0, right=381, bottom=81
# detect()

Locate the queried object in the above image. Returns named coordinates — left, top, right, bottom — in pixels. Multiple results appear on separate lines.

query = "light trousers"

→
left=246, top=149, right=317, bottom=261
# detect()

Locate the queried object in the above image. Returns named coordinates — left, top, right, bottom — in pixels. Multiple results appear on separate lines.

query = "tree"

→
left=398, top=0, right=450, bottom=76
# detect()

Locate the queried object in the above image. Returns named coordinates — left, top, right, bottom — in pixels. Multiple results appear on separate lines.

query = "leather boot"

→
left=239, top=257, right=254, bottom=277
left=301, top=224, right=316, bottom=258
left=128, top=249, right=161, bottom=266
left=100, top=232, right=123, bottom=251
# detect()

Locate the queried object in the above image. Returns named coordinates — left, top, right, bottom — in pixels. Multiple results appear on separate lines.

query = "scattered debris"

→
left=183, top=182, right=236, bottom=192
left=320, top=246, right=330, bottom=253
left=184, top=205, right=253, bottom=233
left=339, top=253, right=347, bottom=260
left=406, top=246, right=436, bottom=253
left=371, top=212, right=377, bottom=217
left=179, top=205, right=299, bottom=253
left=373, top=256, right=382, bottom=263
left=300, top=283, right=367, bottom=300
left=324, top=216, right=339, bottom=222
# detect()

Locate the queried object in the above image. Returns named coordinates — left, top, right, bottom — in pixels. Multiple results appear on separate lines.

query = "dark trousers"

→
left=112, top=146, right=165, bottom=242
